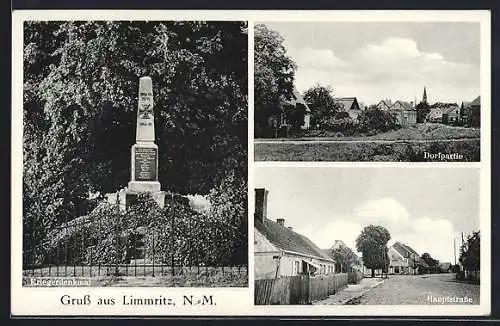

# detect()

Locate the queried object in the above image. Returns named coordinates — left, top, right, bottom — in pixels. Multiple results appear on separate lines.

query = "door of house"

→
left=302, top=261, right=308, bottom=274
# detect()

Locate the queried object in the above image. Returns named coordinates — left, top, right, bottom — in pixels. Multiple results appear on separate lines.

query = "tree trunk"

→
left=371, top=268, right=375, bottom=278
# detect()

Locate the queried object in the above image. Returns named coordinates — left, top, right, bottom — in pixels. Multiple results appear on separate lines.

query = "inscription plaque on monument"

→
left=134, top=147, right=157, bottom=181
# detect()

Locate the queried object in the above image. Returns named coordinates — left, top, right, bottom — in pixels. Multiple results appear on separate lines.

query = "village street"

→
left=315, top=274, right=480, bottom=305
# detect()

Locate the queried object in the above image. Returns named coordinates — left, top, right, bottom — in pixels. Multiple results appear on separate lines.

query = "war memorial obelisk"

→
left=128, top=76, right=161, bottom=193
left=108, top=76, right=166, bottom=210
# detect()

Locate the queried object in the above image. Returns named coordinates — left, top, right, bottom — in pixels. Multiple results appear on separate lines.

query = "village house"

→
left=279, top=87, right=311, bottom=130
left=439, top=262, right=452, bottom=273
left=333, top=97, right=362, bottom=120
left=254, top=188, right=336, bottom=280
left=426, top=102, right=460, bottom=124
left=388, top=242, right=428, bottom=275
left=376, top=99, right=417, bottom=126
left=256, top=87, right=311, bottom=137
left=461, top=95, right=480, bottom=127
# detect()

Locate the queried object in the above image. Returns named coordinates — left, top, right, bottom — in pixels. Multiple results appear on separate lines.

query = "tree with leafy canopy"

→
left=356, top=225, right=391, bottom=278
left=303, top=84, right=340, bottom=128
left=421, top=252, right=440, bottom=274
left=23, top=21, right=248, bottom=264
left=357, top=105, right=400, bottom=135
left=331, top=245, right=359, bottom=273
left=254, top=24, right=297, bottom=137
left=459, top=231, right=480, bottom=278
left=415, top=101, right=431, bottom=123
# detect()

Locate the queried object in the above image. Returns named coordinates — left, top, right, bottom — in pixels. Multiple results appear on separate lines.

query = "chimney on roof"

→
left=254, top=188, right=268, bottom=223
left=276, top=218, right=285, bottom=227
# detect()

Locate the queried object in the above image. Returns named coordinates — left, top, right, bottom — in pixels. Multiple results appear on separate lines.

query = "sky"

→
left=262, top=22, right=481, bottom=105
left=254, top=167, right=480, bottom=263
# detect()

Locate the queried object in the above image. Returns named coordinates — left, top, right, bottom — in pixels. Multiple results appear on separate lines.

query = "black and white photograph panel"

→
left=22, top=21, right=248, bottom=287
left=254, top=22, right=482, bottom=162
left=254, top=167, right=481, bottom=305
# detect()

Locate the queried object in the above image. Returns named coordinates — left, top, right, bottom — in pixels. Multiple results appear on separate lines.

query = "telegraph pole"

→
left=454, top=237, right=457, bottom=266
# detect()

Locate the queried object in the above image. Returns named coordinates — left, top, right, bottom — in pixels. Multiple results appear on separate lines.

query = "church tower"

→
left=422, top=87, right=428, bottom=104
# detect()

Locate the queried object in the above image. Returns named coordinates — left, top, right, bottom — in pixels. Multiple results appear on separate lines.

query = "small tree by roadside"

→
left=356, top=106, right=400, bottom=135
left=421, top=252, right=440, bottom=274
left=416, top=101, right=431, bottom=123
left=302, top=84, right=340, bottom=129
left=355, top=225, right=391, bottom=278
left=459, top=231, right=480, bottom=283
left=331, top=245, right=359, bottom=273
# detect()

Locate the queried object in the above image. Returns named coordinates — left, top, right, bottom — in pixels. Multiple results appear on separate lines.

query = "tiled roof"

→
left=394, top=100, right=415, bottom=111
left=255, top=218, right=334, bottom=262
left=470, top=96, right=480, bottom=106
left=334, top=97, right=359, bottom=111
left=376, top=100, right=392, bottom=110
left=321, top=249, right=333, bottom=259
left=377, top=100, right=414, bottom=111
left=443, top=104, right=460, bottom=114
left=391, top=242, right=428, bottom=266
left=331, top=239, right=347, bottom=249
left=283, top=87, right=311, bottom=113
left=427, top=107, right=444, bottom=120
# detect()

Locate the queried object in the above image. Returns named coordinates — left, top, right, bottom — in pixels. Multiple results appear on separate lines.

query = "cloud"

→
left=363, top=38, right=421, bottom=59
left=287, top=46, right=347, bottom=69
left=300, top=198, right=457, bottom=262
left=290, top=37, right=479, bottom=104
left=297, top=219, right=363, bottom=251
left=354, top=197, right=410, bottom=223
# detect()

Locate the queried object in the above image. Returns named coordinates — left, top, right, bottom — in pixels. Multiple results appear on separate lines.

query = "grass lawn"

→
left=255, top=139, right=480, bottom=162
left=261, top=123, right=480, bottom=142
left=23, top=265, right=248, bottom=287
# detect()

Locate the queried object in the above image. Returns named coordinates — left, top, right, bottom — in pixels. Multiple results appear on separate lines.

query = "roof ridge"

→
left=256, top=218, right=334, bottom=262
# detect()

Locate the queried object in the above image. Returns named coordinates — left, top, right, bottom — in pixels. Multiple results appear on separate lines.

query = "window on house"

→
left=293, top=261, right=300, bottom=275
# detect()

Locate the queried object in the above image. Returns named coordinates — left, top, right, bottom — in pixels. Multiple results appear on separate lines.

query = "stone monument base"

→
left=128, top=180, right=161, bottom=193
left=106, top=189, right=166, bottom=211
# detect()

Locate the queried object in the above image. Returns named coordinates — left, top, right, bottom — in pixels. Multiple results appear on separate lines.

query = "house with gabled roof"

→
left=334, top=97, right=362, bottom=120
left=426, top=102, right=460, bottom=124
left=254, top=188, right=336, bottom=280
left=280, top=87, right=312, bottom=130
left=376, top=99, right=393, bottom=111
left=388, top=241, right=428, bottom=275
left=376, top=99, right=417, bottom=126
left=461, top=95, right=480, bottom=127
left=439, top=262, right=452, bottom=273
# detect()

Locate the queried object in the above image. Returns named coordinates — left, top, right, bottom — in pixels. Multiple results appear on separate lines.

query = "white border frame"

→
left=12, top=9, right=491, bottom=316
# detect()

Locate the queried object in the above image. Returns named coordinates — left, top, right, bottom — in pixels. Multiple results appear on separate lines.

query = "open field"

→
left=255, top=139, right=480, bottom=162
left=23, top=265, right=248, bottom=287
left=255, top=124, right=480, bottom=162
left=282, top=123, right=480, bottom=141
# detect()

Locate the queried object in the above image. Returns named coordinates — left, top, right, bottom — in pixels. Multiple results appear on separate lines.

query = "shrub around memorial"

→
left=207, top=169, right=247, bottom=265
left=41, top=191, right=245, bottom=268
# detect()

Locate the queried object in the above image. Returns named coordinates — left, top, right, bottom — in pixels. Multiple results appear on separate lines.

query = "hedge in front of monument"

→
left=41, top=190, right=245, bottom=268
